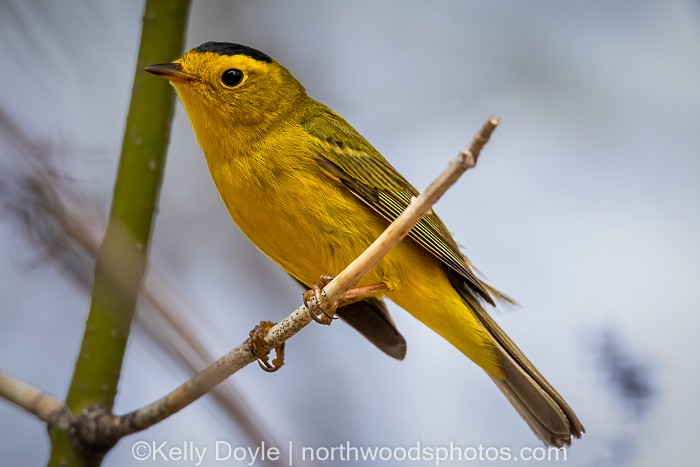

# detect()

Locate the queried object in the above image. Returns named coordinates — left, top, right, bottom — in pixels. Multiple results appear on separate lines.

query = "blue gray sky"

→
left=1, top=1, right=699, bottom=466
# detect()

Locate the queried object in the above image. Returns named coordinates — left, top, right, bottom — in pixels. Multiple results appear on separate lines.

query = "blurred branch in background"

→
left=591, top=326, right=656, bottom=467
left=595, top=328, right=655, bottom=420
left=0, top=107, right=283, bottom=465
left=0, top=111, right=101, bottom=287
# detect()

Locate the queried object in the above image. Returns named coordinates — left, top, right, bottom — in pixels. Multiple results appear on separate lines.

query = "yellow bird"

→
left=146, top=42, right=583, bottom=446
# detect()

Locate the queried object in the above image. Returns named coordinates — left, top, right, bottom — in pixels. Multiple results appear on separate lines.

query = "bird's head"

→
left=146, top=42, right=306, bottom=148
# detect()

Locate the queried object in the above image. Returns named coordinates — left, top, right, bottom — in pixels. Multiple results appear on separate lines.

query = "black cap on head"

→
left=193, top=42, right=273, bottom=63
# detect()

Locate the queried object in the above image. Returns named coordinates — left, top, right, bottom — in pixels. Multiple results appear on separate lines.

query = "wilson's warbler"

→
left=146, top=42, right=583, bottom=446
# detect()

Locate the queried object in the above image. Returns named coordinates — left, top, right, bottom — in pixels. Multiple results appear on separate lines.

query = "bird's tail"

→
left=488, top=346, right=584, bottom=447
left=462, top=290, right=585, bottom=447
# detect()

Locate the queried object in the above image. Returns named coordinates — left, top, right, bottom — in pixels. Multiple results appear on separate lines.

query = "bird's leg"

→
left=248, top=321, right=285, bottom=372
left=304, top=276, right=391, bottom=325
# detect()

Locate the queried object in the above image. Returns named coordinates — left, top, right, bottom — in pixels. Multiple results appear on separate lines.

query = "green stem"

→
left=49, top=0, right=190, bottom=465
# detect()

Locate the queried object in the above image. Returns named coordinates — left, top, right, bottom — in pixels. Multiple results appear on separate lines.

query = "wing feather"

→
left=302, top=105, right=495, bottom=305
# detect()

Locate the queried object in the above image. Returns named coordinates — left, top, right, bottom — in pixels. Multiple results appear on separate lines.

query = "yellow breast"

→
left=204, top=125, right=389, bottom=288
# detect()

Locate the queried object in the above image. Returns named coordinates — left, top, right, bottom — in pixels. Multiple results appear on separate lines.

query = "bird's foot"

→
left=303, top=275, right=338, bottom=325
left=248, top=321, right=285, bottom=372
left=303, top=277, right=392, bottom=325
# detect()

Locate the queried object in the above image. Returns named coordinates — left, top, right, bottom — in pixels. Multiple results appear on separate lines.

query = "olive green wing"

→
left=301, top=104, right=495, bottom=305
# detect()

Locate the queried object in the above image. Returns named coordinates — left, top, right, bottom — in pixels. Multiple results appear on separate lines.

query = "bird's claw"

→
left=248, top=321, right=285, bottom=372
left=303, top=275, right=339, bottom=325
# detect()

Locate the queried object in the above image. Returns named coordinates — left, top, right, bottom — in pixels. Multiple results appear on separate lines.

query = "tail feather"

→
left=455, top=279, right=584, bottom=447
left=489, top=351, right=581, bottom=447
left=336, top=297, right=407, bottom=360
left=481, top=308, right=584, bottom=446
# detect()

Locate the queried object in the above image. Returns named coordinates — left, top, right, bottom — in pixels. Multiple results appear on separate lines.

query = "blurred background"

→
left=1, top=1, right=699, bottom=465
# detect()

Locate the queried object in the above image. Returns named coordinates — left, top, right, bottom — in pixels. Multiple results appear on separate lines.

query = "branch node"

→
left=73, top=404, right=119, bottom=452
left=46, top=406, right=75, bottom=433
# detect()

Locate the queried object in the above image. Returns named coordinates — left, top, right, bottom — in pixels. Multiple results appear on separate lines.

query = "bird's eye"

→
left=221, top=68, right=244, bottom=87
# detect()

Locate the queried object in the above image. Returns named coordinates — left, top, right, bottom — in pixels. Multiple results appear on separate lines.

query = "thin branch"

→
left=75, top=117, right=500, bottom=446
left=0, top=372, right=68, bottom=425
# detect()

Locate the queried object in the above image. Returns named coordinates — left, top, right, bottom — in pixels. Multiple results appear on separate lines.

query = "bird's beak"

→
left=144, top=62, right=191, bottom=81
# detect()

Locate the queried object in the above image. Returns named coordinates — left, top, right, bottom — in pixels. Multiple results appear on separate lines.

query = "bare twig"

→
left=75, top=117, right=500, bottom=446
left=0, top=372, right=68, bottom=425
